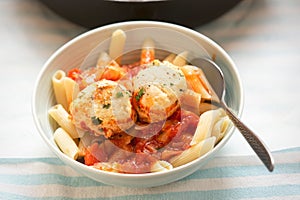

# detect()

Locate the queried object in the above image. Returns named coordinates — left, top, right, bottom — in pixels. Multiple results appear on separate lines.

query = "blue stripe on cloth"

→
left=0, top=174, right=104, bottom=187
left=0, top=162, right=299, bottom=186
left=273, top=146, right=300, bottom=153
left=0, top=157, right=64, bottom=165
left=1, top=185, right=300, bottom=200
left=106, top=185, right=300, bottom=200
left=1, top=146, right=299, bottom=166
left=182, top=163, right=300, bottom=180
left=0, top=148, right=299, bottom=199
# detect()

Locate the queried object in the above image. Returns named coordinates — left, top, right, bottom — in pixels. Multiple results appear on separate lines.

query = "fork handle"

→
left=221, top=101, right=274, bottom=172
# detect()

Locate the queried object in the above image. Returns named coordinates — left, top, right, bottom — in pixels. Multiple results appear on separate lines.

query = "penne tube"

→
left=140, top=38, right=155, bottom=65
left=63, top=77, right=79, bottom=110
left=52, top=70, right=68, bottom=110
left=54, top=128, right=79, bottom=160
left=77, top=139, right=87, bottom=157
left=163, top=53, right=176, bottom=63
left=197, top=67, right=219, bottom=102
left=151, top=160, right=173, bottom=172
left=93, top=162, right=120, bottom=173
left=142, top=37, right=155, bottom=49
left=48, top=104, right=82, bottom=138
left=211, top=115, right=231, bottom=143
left=173, top=51, right=188, bottom=67
left=109, top=29, right=126, bottom=64
left=189, top=77, right=211, bottom=99
left=190, top=108, right=224, bottom=146
left=97, top=51, right=112, bottom=68
left=199, top=101, right=219, bottom=114
left=180, top=65, right=212, bottom=99
left=180, top=89, right=202, bottom=114
left=170, top=137, right=216, bottom=167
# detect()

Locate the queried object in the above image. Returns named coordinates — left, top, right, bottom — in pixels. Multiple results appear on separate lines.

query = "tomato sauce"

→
left=83, top=108, right=199, bottom=173
left=70, top=59, right=201, bottom=173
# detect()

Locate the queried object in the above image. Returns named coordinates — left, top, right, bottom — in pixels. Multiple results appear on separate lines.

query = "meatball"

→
left=132, top=61, right=187, bottom=123
left=70, top=80, right=136, bottom=138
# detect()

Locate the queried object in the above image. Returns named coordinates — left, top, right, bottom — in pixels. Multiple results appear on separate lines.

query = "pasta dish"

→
left=48, top=29, right=231, bottom=174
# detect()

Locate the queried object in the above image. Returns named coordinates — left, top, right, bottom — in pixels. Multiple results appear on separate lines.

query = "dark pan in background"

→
left=39, top=0, right=242, bottom=29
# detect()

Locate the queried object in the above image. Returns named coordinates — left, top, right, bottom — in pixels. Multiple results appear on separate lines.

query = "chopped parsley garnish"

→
left=135, top=87, right=145, bottom=101
left=91, top=116, right=102, bottom=125
left=126, top=91, right=132, bottom=97
left=116, top=91, right=124, bottom=98
left=103, top=104, right=111, bottom=109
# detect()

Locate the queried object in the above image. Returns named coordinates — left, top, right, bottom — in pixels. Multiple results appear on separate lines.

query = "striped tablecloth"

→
left=1, top=147, right=299, bottom=199
left=0, top=0, right=300, bottom=199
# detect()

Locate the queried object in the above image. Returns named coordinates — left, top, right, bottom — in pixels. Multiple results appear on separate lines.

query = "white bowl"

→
left=32, top=21, right=243, bottom=187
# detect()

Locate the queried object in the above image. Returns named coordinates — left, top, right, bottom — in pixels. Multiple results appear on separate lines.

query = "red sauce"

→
left=74, top=60, right=201, bottom=173
left=84, top=109, right=199, bottom=173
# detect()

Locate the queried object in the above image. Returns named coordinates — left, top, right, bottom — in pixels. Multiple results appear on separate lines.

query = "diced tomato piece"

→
left=169, top=109, right=182, bottom=121
left=101, top=65, right=126, bottom=81
left=68, top=68, right=82, bottom=81
left=84, top=151, right=99, bottom=166
left=133, top=138, right=146, bottom=153
left=84, top=143, right=107, bottom=166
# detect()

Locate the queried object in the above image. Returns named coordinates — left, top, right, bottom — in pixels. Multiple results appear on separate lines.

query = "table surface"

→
left=0, top=0, right=300, bottom=199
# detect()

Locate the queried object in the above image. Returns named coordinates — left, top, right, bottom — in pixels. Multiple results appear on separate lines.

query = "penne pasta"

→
left=52, top=70, right=68, bottom=110
left=151, top=160, right=173, bottom=173
left=53, top=127, right=79, bottom=160
left=63, top=77, right=79, bottom=110
left=180, top=65, right=212, bottom=99
left=180, top=89, right=202, bottom=114
left=140, top=38, right=155, bottom=65
left=93, top=162, right=120, bottom=173
left=190, top=108, right=224, bottom=146
left=173, top=51, right=188, bottom=67
left=198, top=101, right=219, bottom=114
left=170, top=137, right=216, bottom=167
left=109, top=29, right=126, bottom=64
left=163, top=53, right=176, bottom=63
left=48, top=104, right=81, bottom=138
left=77, top=139, right=87, bottom=157
left=197, top=67, right=220, bottom=103
left=211, top=115, right=231, bottom=143
left=97, top=51, right=112, bottom=68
